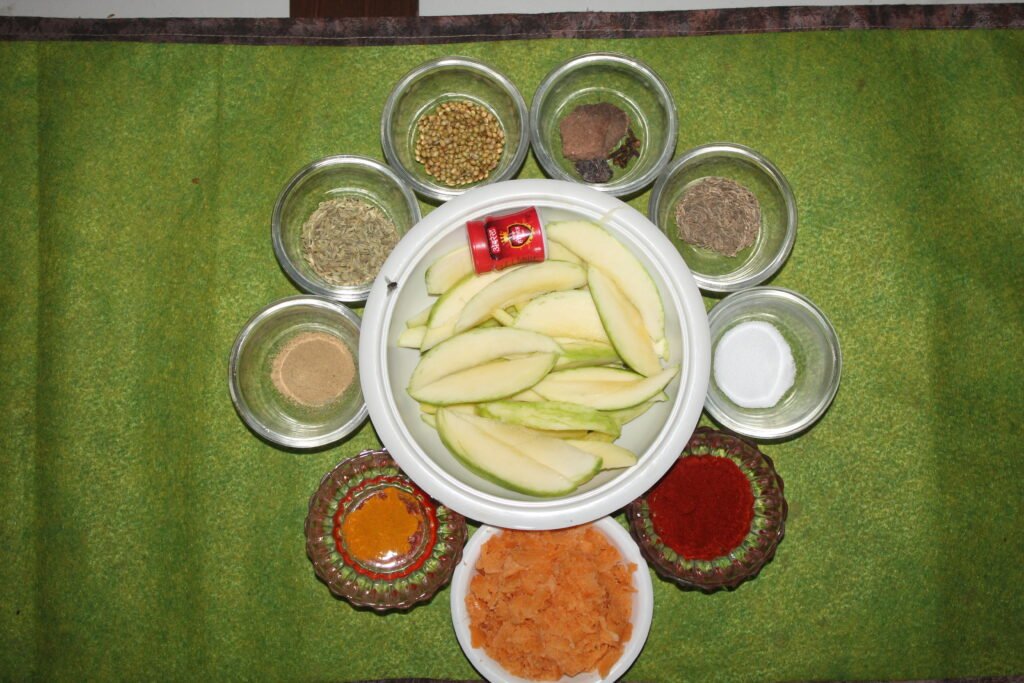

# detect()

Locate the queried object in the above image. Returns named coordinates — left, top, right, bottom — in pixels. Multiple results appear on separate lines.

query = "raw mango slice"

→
left=410, top=353, right=558, bottom=405
left=437, top=408, right=575, bottom=497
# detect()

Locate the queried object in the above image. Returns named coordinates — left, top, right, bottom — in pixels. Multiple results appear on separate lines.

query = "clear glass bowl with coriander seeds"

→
left=272, top=155, right=421, bottom=303
left=228, top=295, right=367, bottom=449
left=381, top=56, right=530, bottom=202
left=648, top=143, right=797, bottom=293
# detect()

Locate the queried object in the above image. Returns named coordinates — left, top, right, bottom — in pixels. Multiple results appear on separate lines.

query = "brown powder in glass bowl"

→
left=271, top=331, right=355, bottom=407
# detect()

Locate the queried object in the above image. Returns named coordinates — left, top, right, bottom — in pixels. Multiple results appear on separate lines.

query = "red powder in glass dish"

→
left=647, top=455, right=755, bottom=560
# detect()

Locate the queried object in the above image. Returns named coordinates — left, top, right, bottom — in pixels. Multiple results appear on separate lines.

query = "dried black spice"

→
left=573, top=158, right=613, bottom=184
left=609, top=128, right=641, bottom=169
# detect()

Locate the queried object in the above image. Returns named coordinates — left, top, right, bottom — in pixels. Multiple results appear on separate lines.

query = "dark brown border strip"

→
left=1, top=5, right=1023, bottom=46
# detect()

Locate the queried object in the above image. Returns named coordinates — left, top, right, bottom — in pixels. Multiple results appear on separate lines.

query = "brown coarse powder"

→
left=271, top=331, right=355, bottom=407
left=674, top=176, right=762, bottom=257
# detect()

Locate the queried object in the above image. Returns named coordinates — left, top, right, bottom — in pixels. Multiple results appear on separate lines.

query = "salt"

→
left=713, top=321, right=796, bottom=409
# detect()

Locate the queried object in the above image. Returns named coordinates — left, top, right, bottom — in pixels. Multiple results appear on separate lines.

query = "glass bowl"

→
left=706, top=287, right=842, bottom=440
left=450, top=517, right=653, bottom=682
left=649, top=143, right=797, bottom=293
left=305, top=449, right=468, bottom=612
left=530, top=52, right=677, bottom=197
left=228, top=295, right=366, bottom=449
left=381, top=56, right=530, bottom=203
left=271, top=155, right=420, bottom=303
left=626, top=427, right=787, bottom=592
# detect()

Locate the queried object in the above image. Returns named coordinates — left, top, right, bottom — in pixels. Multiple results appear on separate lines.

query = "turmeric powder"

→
left=341, top=488, right=422, bottom=564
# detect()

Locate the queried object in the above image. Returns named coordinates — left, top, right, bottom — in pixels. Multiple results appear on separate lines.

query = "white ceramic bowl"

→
left=449, top=518, right=654, bottom=683
left=360, top=179, right=710, bottom=529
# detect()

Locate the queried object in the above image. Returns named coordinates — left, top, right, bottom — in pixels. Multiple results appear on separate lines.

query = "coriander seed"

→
left=414, top=100, right=505, bottom=187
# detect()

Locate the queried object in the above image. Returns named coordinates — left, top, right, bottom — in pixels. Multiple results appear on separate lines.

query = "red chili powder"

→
left=648, top=455, right=755, bottom=560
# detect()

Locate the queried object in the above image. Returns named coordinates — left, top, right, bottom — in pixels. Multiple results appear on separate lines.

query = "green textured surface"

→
left=1, top=30, right=1023, bottom=681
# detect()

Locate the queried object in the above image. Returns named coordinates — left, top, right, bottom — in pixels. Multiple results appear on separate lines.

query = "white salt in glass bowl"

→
left=449, top=517, right=654, bottom=683
left=359, top=179, right=710, bottom=530
left=705, top=286, right=841, bottom=440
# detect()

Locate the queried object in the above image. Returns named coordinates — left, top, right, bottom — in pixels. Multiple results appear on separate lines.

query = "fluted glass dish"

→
left=626, top=427, right=787, bottom=592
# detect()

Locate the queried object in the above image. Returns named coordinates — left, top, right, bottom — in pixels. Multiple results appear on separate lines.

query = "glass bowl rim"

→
left=270, top=154, right=421, bottom=304
left=648, top=141, right=798, bottom=293
left=379, top=55, right=531, bottom=203
left=529, top=51, right=679, bottom=198
left=227, top=294, right=368, bottom=449
left=704, top=286, right=843, bottom=440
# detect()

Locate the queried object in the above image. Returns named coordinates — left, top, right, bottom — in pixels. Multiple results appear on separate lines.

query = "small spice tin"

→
left=466, top=206, right=546, bottom=273
left=305, top=449, right=468, bottom=611
left=625, top=427, right=787, bottom=592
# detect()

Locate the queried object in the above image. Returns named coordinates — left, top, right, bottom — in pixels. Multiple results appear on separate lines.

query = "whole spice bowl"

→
left=530, top=52, right=677, bottom=197
left=381, top=56, right=530, bottom=203
left=705, top=286, right=842, bottom=441
left=305, top=449, right=468, bottom=611
left=450, top=518, right=654, bottom=682
left=648, top=142, right=797, bottom=293
left=228, top=295, right=366, bottom=449
left=271, top=155, right=421, bottom=303
left=625, top=427, right=788, bottom=592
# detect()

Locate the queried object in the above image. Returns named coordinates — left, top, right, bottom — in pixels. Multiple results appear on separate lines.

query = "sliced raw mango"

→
left=533, top=365, right=679, bottom=410
left=454, top=261, right=587, bottom=333
left=397, top=326, right=426, bottom=349
left=406, top=302, right=434, bottom=329
left=409, top=352, right=558, bottom=405
left=437, top=408, right=575, bottom=497
left=580, top=431, right=617, bottom=443
left=588, top=265, right=661, bottom=377
left=602, top=396, right=666, bottom=426
left=422, top=268, right=515, bottom=350
left=478, top=400, right=620, bottom=437
left=508, top=389, right=545, bottom=402
left=513, top=290, right=610, bottom=343
left=554, top=339, right=621, bottom=369
left=458, top=412, right=602, bottom=486
left=421, top=412, right=437, bottom=429
left=491, top=308, right=516, bottom=326
left=548, top=240, right=583, bottom=265
left=409, top=327, right=561, bottom=391
left=565, top=440, right=638, bottom=469
left=547, top=220, right=665, bottom=353
left=425, top=245, right=474, bottom=295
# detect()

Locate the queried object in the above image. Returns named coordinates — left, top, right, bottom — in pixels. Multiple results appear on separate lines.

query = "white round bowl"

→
left=359, top=179, right=710, bottom=530
left=450, top=518, right=654, bottom=683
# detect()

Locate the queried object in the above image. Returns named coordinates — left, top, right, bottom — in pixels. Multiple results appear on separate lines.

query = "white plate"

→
left=359, top=179, right=710, bottom=529
left=449, top=517, right=654, bottom=683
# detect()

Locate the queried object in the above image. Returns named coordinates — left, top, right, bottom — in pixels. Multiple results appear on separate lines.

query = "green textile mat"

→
left=2, top=29, right=1023, bottom=682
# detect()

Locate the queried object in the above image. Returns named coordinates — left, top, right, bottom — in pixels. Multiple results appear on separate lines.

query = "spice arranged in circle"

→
left=301, top=197, right=400, bottom=287
left=559, top=102, right=641, bottom=183
left=335, top=476, right=436, bottom=578
left=414, top=100, right=505, bottom=187
left=714, top=320, right=796, bottom=409
left=648, top=455, right=754, bottom=560
left=271, top=331, right=355, bottom=408
left=625, top=427, right=788, bottom=592
left=674, top=176, right=762, bottom=256
left=305, top=450, right=468, bottom=611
